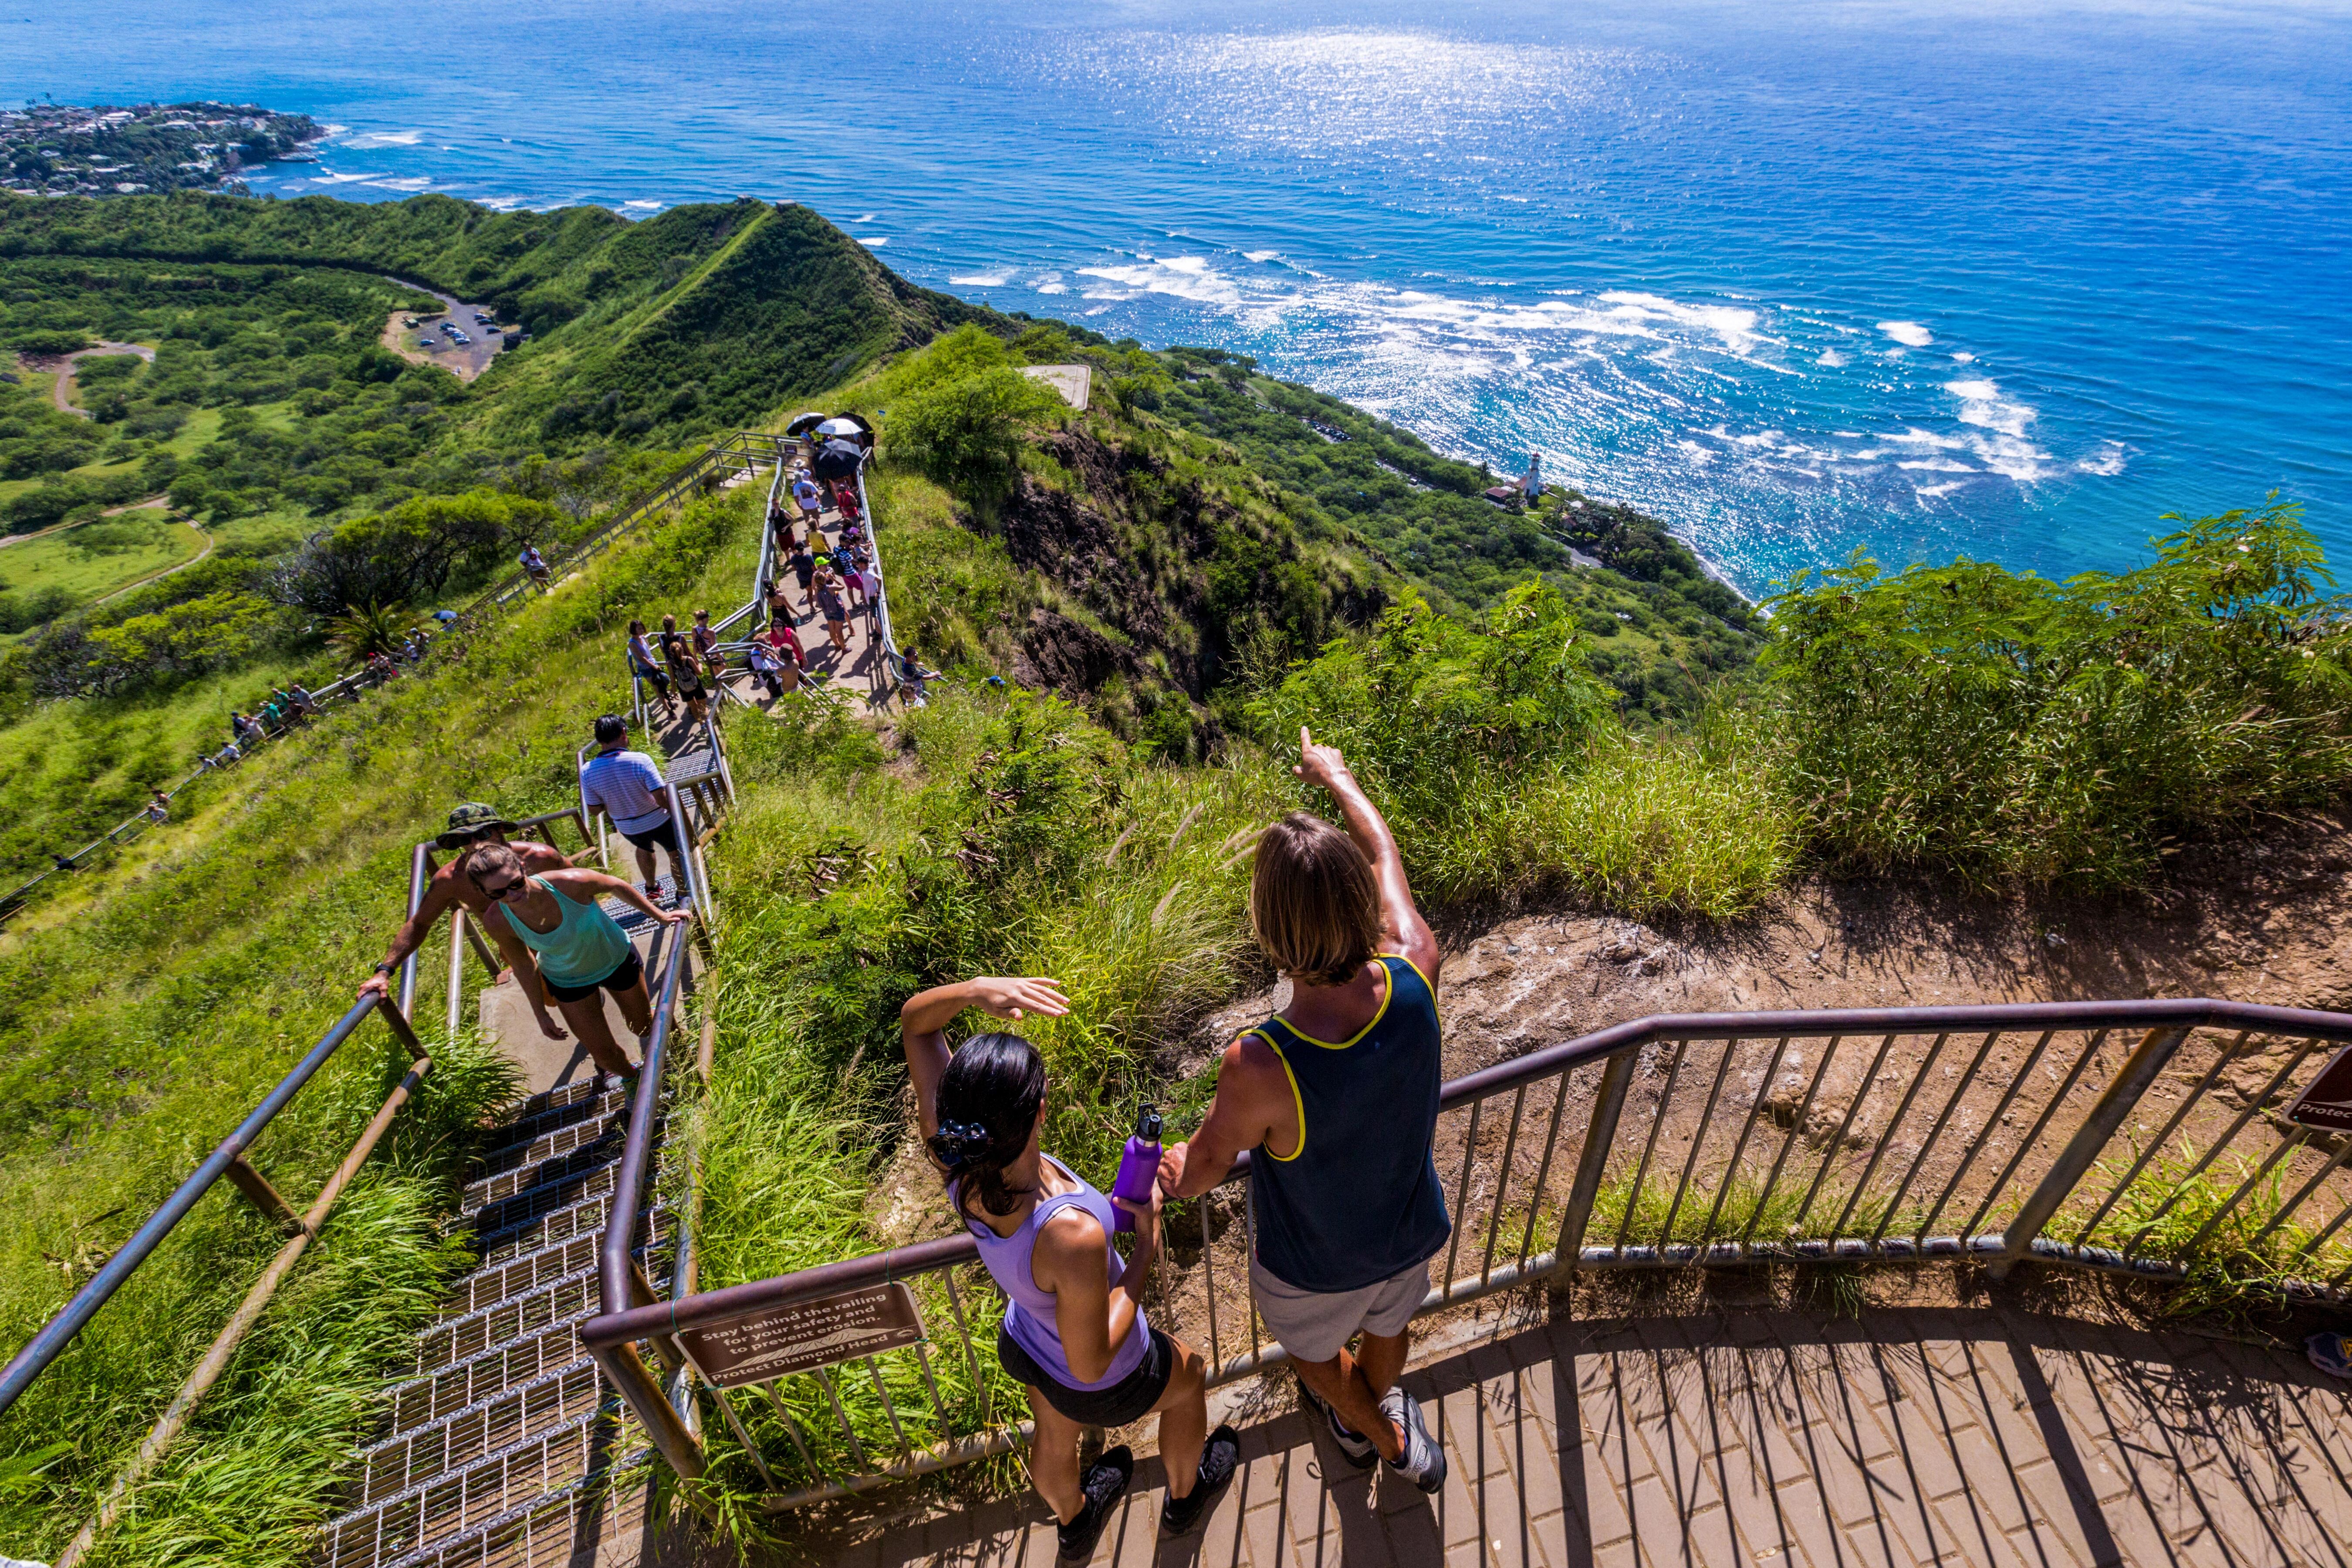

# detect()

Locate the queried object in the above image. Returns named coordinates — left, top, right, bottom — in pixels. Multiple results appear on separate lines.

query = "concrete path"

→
left=821, top=1301, right=2352, bottom=1568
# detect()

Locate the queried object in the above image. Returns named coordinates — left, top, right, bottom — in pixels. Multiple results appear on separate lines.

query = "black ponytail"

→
left=929, top=1032, right=1046, bottom=1219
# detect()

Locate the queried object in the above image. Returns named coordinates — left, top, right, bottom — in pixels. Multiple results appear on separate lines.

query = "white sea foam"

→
left=309, top=171, right=375, bottom=185
left=949, top=269, right=1015, bottom=286
left=622, top=199, right=662, bottom=211
left=1897, top=458, right=1974, bottom=472
left=857, top=236, right=889, bottom=247
left=1878, top=320, right=1933, bottom=347
left=341, top=130, right=423, bottom=150
left=368, top=176, right=432, bottom=192
left=2076, top=442, right=2127, bottom=476
left=1245, top=250, right=1281, bottom=262
left=1817, top=349, right=1848, bottom=368
left=1914, top=481, right=1965, bottom=498
left=1950, top=351, right=1975, bottom=362
left=851, top=213, right=876, bottom=223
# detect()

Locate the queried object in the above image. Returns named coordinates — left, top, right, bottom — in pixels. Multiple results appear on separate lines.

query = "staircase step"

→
left=463, top=1108, right=626, bottom=1185
left=379, top=1315, right=594, bottom=1440
left=460, top=1128, right=627, bottom=1216
left=321, top=1410, right=604, bottom=1568
left=355, top=1362, right=603, bottom=1510
left=368, top=1471, right=602, bottom=1568
left=415, top=1274, right=598, bottom=1379
left=475, top=1086, right=625, bottom=1158
left=465, top=1165, right=621, bottom=1262
left=440, top=1209, right=664, bottom=1321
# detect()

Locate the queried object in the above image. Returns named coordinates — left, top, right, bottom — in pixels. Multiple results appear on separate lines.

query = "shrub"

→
left=884, top=365, right=1067, bottom=503
left=1765, top=497, right=2352, bottom=887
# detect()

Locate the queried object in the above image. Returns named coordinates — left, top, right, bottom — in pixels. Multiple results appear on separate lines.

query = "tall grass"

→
left=0, top=491, right=755, bottom=1560
left=2074, top=1140, right=2352, bottom=1317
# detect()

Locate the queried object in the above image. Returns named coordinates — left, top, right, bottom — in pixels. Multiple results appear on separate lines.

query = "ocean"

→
left=9, top=0, right=2349, bottom=598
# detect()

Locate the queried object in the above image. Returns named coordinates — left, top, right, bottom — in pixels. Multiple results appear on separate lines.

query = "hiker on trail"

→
left=900, top=976, right=1239, bottom=1555
left=658, top=615, right=710, bottom=722
left=519, top=543, right=552, bottom=588
left=690, top=608, right=727, bottom=681
left=828, top=474, right=863, bottom=525
left=145, top=790, right=169, bottom=825
left=839, top=550, right=867, bottom=610
left=791, top=473, right=823, bottom=531
left=288, top=683, right=319, bottom=717
left=760, top=619, right=806, bottom=693
left=893, top=647, right=940, bottom=707
left=856, top=553, right=883, bottom=628
left=466, top=841, right=688, bottom=1085
left=764, top=576, right=794, bottom=630
left=1157, top=727, right=1451, bottom=1495
left=745, top=637, right=787, bottom=700
left=811, top=563, right=850, bottom=653
left=787, top=533, right=818, bottom=614
left=358, top=804, right=574, bottom=1039
left=579, top=714, right=686, bottom=906
left=626, top=619, right=672, bottom=712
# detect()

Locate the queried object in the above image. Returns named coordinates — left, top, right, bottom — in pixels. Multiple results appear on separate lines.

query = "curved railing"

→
left=578, top=994, right=2352, bottom=1508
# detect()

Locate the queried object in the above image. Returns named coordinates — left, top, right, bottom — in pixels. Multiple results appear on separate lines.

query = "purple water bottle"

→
left=1109, top=1102, right=1163, bottom=1234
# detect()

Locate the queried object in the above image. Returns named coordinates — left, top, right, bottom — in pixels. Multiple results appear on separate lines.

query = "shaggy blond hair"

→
left=1249, top=811, right=1379, bottom=988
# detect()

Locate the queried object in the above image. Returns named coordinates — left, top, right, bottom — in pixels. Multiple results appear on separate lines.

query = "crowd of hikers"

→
left=621, top=436, right=922, bottom=716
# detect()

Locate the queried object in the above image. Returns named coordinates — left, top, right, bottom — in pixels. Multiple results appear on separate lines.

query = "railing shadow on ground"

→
left=808, top=1301, right=2352, bottom=1568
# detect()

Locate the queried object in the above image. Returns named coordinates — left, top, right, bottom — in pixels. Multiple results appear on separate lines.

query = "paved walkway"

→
left=821, top=1302, right=2352, bottom=1568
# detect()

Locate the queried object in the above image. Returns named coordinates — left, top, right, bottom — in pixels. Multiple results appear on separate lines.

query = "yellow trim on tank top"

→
left=1245, top=1027, right=1308, bottom=1163
left=1276, top=956, right=1396, bottom=1051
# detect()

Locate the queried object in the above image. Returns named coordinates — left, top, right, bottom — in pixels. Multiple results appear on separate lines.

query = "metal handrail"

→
left=582, top=779, right=711, bottom=1487
left=0, top=847, right=438, bottom=1422
left=578, top=993, right=2352, bottom=1509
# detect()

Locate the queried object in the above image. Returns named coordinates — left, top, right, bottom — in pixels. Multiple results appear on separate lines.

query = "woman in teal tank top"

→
left=466, top=842, right=689, bottom=1084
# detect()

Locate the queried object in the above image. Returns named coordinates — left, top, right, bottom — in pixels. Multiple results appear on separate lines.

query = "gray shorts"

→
left=1249, top=1254, right=1432, bottom=1365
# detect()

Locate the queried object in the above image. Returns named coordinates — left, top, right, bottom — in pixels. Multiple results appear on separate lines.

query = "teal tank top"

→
left=1246, top=955, right=1452, bottom=1293
left=496, top=877, right=633, bottom=987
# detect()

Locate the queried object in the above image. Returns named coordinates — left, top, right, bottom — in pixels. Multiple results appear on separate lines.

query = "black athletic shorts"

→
left=996, top=1321, right=1175, bottom=1428
left=619, top=816, right=683, bottom=859
left=542, top=946, right=643, bottom=1004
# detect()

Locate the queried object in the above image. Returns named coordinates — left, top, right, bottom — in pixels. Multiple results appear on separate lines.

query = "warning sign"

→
left=2286, top=1045, right=2352, bottom=1133
left=676, top=1281, right=924, bottom=1389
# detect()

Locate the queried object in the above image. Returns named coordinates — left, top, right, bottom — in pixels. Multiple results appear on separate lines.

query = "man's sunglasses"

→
left=476, top=875, right=528, bottom=900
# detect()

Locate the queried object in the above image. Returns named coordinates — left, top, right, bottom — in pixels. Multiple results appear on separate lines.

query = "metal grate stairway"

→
left=320, top=1072, right=678, bottom=1568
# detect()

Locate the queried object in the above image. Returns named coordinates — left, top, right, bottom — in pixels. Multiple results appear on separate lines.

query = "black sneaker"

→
left=1057, top=1444, right=1133, bottom=1564
left=1379, top=1387, right=1447, bottom=1495
left=1159, top=1424, right=1240, bottom=1537
left=1298, top=1376, right=1377, bottom=1468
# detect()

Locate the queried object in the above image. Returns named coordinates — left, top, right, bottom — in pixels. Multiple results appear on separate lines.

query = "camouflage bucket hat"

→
left=436, top=802, right=521, bottom=849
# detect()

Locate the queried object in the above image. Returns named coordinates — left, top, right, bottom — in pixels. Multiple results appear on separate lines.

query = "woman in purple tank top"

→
left=902, top=976, right=1239, bottom=1561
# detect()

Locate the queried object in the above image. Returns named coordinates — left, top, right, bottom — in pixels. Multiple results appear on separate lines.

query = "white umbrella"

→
left=815, top=418, right=864, bottom=438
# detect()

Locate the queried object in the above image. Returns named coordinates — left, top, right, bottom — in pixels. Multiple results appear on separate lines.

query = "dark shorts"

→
left=996, top=1321, right=1174, bottom=1428
left=541, top=946, right=642, bottom=1005
left=791, top=561, right=815, bottom=587
left=618, top=816, right=682, bottom=859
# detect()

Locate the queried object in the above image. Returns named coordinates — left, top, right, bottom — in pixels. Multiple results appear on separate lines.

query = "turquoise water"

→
left=10, top=0, right=2349, bottom=596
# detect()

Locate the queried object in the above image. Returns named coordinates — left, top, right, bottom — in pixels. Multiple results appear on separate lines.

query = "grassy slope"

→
left=0, top=490, right=759, bottom=1564
left=0, top=513, right=206, bottom=611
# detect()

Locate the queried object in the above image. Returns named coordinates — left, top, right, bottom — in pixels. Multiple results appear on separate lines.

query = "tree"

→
left=270, top=490, right=560, bottom=617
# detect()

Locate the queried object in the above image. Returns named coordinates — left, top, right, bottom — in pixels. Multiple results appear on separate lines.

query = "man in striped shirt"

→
left=579, top=715, right=685, bottom=906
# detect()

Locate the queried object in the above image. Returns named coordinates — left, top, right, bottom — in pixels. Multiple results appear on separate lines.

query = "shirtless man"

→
left=355, top=802, right=574, bottom=1045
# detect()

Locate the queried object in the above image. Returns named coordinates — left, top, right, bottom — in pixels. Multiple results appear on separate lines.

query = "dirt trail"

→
left=30, top=341, right=155, bottom=416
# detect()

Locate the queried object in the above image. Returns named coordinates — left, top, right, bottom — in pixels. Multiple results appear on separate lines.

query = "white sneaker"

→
left=1379, top=1386, right=1447, bottom=1494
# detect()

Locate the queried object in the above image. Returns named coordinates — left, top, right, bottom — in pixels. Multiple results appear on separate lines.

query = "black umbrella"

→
left=813, top=438, right=864, bottom=481
left=784, top=411, right=828, bottom=438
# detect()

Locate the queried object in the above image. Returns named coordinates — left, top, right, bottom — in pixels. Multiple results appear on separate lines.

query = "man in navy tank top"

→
left=1159, top=727, right=1451, bottom=1493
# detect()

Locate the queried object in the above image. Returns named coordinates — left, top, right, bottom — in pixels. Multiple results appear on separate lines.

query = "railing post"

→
left=377, top=997, right=430, bottom=1063
left=446, top=908, right=469, bottom=1042
left=1988, top=1026, right=2190, bottom=1280
left=590, top=1342, right=710, bottom=1494
left=1558, top=1049, right=1639, bottom=1266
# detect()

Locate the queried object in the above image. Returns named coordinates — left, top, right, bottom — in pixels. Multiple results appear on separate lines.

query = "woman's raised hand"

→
left=968, top=976, right=1069, bottom=1022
